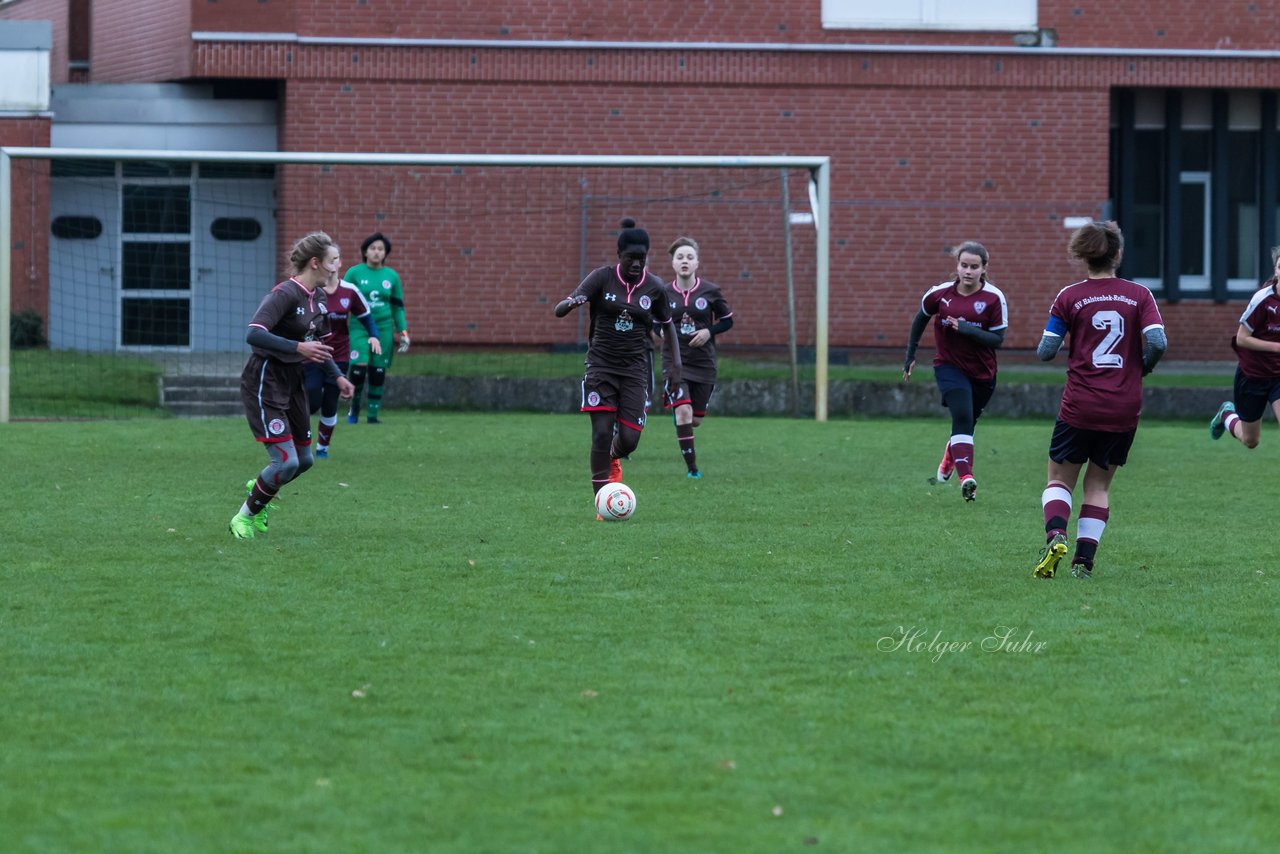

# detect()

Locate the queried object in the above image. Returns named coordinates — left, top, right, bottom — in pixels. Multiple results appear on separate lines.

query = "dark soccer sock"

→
left=590, top=448, right=612, bottom=496
left=949, top=434, right=974, bottom=481
left=348, top=365, right=368, bottom=415
left=676, top=423, right=697, bottom=472
left=1075, top=503, right=1109, bottom=562
left=368, top=368, right=386, bottom=419
left=247, top=477, right=279, bottom=515
left=317, top=416, right=337, bottom=448
left=1042, top=481, right=1072, bottom=539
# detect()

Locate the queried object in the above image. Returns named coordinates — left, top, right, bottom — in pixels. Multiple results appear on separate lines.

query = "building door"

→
left=191, top=175, right=276, bottom=352
left=48, top=172, right=119, bottom=351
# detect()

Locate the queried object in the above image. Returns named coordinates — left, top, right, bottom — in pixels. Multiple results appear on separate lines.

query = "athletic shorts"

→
left=1232, top=368, right=1280, bottom=423
left=581, top=368, right=652, bottom=431
left=241, top=354, right=313, bottom=446
left=664, top=379, right=714, bottom=417
left=934, top=363, right=996, bottom=416
left=1048, top=418, right=1135, bottom=469
left=348, top=327, right=395, bottom=370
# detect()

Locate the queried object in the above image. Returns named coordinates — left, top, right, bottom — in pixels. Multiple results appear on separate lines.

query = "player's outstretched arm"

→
left=554, top=295, right=587, bottom=317
left=953, top=322, right=1005, bottom=348
left=1037, top=333, right=1063, bottom=361
left=1141, top=326, right=1168, bottom=375
left=1037, top=314, right=1068, bottom=361
left=903, top=309, right=930, bottom=379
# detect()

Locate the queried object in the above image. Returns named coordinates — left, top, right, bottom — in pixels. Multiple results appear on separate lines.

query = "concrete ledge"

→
left=381, top=376, right=1235, bottom=419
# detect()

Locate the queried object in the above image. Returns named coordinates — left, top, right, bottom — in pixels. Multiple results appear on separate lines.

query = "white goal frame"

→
left=0, top=148, right=831, bottom=423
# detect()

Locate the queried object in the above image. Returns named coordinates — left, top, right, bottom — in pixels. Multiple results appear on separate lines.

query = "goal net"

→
left=1, top=150, right=830, bottom=422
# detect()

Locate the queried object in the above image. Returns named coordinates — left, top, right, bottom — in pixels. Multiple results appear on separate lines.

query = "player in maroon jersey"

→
left=1208, top=247, right=1280, bottom=449
left=1032, top=220, right=1167, bottom=579
left=555, top=219, right=683, bottom=503
left=903, top=241, right=1008, bottom=501
left=660, top=236, right=734, bottom=479
left=305, top=261, right=381, bottom=458
left=229, top=232, right=356, bottom=540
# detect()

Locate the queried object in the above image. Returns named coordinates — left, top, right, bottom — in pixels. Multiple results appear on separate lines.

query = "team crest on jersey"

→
left=267, top=418, right=286, bottom=436
left=587, top=391, right=602, bottom=407
left=695, top=297, right=708, bottom=311
left=639, top=295, right=652, bottom=310
left=614, top=310, right=634, bottom=333
left=340, top=298, right=350, bottom=309
left=318, top=301, right=328, bottom=314
left=974, top=301, right=987, bottom=313
left=382, top=280, right=391, bottom=290
left=680, top=313, right=696, bottom=336
left=350, top=349, right=361, bottom=361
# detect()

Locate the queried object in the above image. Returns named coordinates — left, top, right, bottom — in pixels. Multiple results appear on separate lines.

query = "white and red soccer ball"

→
left=595, top=482, right=636, bottom=521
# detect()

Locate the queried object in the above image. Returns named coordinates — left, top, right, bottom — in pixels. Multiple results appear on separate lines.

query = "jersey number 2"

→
left=1091, top=310, right=1125, bottom=369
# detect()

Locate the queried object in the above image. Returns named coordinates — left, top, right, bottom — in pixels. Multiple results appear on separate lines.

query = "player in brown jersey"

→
left=1032, top=221, right=1166, bottom=579
left=903, top=242, right=1008, bottom=502
left=1209, top=247, right=1280, bottom=450
left=229, top=232, right=356, bottom=539
left=660, top=236, right=734, bottom=479
left=306, top=263, right=380, bottom=458
left=555, top=219, right=683, bottom=503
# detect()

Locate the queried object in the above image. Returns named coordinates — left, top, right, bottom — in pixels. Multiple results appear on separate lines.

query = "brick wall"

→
left=232, top=41, right=1275, bottom=359
left=90, top=0, right=190, bottom=82
left=0, top=0, right=70, bottom=84
left=1, top=119, right=52, bottom=319
left=192, top=1, right=1280, bottom=53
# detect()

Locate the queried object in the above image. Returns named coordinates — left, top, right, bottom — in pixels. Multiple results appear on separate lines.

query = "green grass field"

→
left=2, top=413, right=1276, bottom=852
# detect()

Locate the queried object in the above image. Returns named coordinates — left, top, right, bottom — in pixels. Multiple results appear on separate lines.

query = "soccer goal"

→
left=0, top=148, right=831, bottom=423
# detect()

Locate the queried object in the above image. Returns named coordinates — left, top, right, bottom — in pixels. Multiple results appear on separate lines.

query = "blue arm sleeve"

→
left=358, top=313, right=380, bottom=339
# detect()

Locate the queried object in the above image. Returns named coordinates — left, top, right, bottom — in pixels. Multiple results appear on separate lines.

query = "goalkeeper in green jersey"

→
left=343, top=232, right=410, bottom=424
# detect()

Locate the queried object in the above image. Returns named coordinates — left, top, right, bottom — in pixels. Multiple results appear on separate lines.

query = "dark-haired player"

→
left=1208, top=246, right=1280, bottom=450
left=903, top=241, right=1008, bottom=502
left=660, top=236, right=733, bottom=479
left=555, top=219, right=683, bottom=503
left=1033, top=220, right=1166, bottom=579
left=344, top=232, right=409, bottom=424
left=230, top=232, right=355, bottom=539
left=305, top=259, right=381, bottom=458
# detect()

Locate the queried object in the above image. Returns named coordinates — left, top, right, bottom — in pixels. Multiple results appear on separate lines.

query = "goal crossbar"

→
left=0, top=147, right=832, bottom=422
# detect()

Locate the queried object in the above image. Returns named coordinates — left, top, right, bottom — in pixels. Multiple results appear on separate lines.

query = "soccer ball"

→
left=595, top=482, right=636, bottom=521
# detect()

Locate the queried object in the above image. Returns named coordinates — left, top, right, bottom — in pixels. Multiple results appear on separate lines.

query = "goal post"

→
left=0, top=147, right=831, bottom=423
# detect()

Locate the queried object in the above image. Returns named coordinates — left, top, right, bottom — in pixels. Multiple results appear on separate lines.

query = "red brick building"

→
left=5, top=0, right=1280, bottom=359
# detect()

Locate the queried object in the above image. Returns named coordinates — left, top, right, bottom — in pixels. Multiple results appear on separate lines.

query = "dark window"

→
left=198, top=162, right=276, bottom=180
left=122, top=242, right=190, bottom=291
left=50, top=215, right=103, bottom=240
left=121, top=298, right=190, bottom=347
left=210, top=217, right=263, bottom=241
left=123, top=185, right=190, bottom=234
left=122, top=161, right=192, bottom=178
left=51, top=159, right=115, bottom=177
left=1228, top=130, right=1260, bottom=280
left=1179, top=182, right=1207, bottom=276
left=1126, top=130, right=1164, bottom=279
left=1183, top=131, right=1211, bottom=170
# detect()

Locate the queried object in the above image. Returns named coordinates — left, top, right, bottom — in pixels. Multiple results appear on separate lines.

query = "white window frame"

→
left=821, top=0, right=1037, bottom=31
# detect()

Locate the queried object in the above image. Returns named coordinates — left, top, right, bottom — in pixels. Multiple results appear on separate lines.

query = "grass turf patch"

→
left=1, top=414, right=1276, bottom=851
